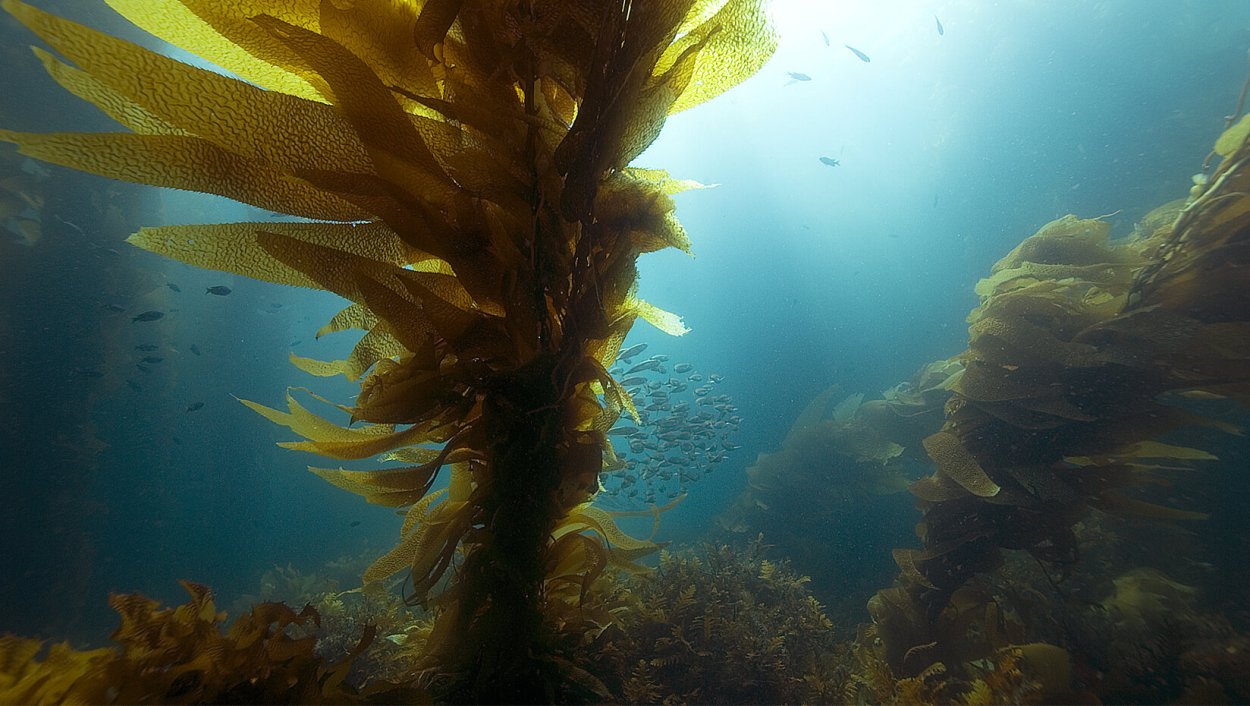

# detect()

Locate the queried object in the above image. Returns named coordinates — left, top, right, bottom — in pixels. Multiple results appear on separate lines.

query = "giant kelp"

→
left=871, top=124, right=1250, bottom=674
left=719, top=362, right=958, bottom=626
left=0, top=0, right=775, bottom=700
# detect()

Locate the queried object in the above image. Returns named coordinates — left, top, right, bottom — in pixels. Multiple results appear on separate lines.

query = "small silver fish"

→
left=845, top=44, right=871, bottom=62
left=625, top=360, right=660, bottom=375
left=617, top=343, right=648, bottom=360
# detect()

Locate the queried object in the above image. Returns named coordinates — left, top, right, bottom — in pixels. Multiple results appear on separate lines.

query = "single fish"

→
left=135, top=344, right=159, bottom=352
left=673, top=363, right=693, bottom=374
left=205, top=285, right=232, bottom=296
left=786, top=71, right=812, bottom=81
left=625, top=360, right=661, bottom=375
left=1178, top=390, right=1226, bottom=400
left=608, top=426, right=639, bottom=436
left=52, top=214, right=83, bottom=235
left=821, top=30, right=830, bottom=46
left=131, top=310, right=164, bottom=322
left=186, top=401, right=204, bottom=412
left=140, top=356, right=163, bottom=364
left=618, top=342, right=648, bottom=360
left=102, top=303, right=125, bottom=313
left=166, top=282, right=181, bottom=293
left=135, top=363, right=152, bottom=374
left=350, top=520, right=362, bottom=527
left=72, top=367, right=104, bottom=379
left=125, top=379, right=142, bottom=392
left=189, top=344, right=202, bottom=356
left=819, top=156, right=840, bottom=167
left=845, top=44, right=871, bottom=62
left=935, top=15, right=944, bottom=36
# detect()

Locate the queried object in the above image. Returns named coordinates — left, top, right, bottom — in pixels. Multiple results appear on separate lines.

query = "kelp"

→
left=723, top=360, right=958, bottom=530
left=871, top=124, right=1250, bottom=673
left=0, top=581, right=370, bottom=705
left=718, top=363, right=958, bottom=627
left=0, top=0, right=775, bottom=700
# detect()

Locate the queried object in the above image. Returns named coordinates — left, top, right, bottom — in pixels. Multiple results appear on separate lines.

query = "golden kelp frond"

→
left=625, top=294, right=691, bottom=336
left=661, top=0, right=777, bottom=114
left=103, top=0, right=327, bottom=100
left=128, top=222, right=420, bottom=291
left=239, top=389, right=463, bottom=459
left=362, top=489, right=447, bottom=585
left=9, top=0, right=371, bottom=172
left=557, top=503, right=663, bottom=567
left=921, top=431, right=1000, bottom=498
left=1214, top=112, right=1250, bottom=157
left=309, top=448, right=475, bottom=507
left=317, top=303, right=377, bottom=338
left=0, top=129, right=368, bottom=221
left=31, top=47, right=190, bottom=137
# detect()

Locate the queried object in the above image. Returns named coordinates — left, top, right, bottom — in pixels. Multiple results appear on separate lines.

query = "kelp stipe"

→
left=0, top=0, right=775, bottom=700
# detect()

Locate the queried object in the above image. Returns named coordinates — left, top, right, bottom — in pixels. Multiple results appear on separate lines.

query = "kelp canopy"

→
left=0, top=0, right=775, bottom=701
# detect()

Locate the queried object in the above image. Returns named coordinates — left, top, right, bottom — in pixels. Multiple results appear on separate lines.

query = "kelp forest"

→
left=1, top=0, right=1249, bottom=704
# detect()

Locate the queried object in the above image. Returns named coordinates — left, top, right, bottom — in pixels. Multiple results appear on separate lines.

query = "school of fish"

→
left=596, top=343, right=742, bottom=509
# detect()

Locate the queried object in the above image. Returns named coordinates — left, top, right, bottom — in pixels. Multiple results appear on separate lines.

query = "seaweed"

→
left=0, top=0, right=775, bottom=700
left=719, top=361, right=958, bottom=628
left=0, top=581, right=369, bottom=704
left=612, top=539, right=844, bottom=705
left=870, top=119, right=1250, bottom=677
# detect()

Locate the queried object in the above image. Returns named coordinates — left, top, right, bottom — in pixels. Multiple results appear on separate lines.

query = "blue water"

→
left=2, top=0, right=1249, bottom=643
